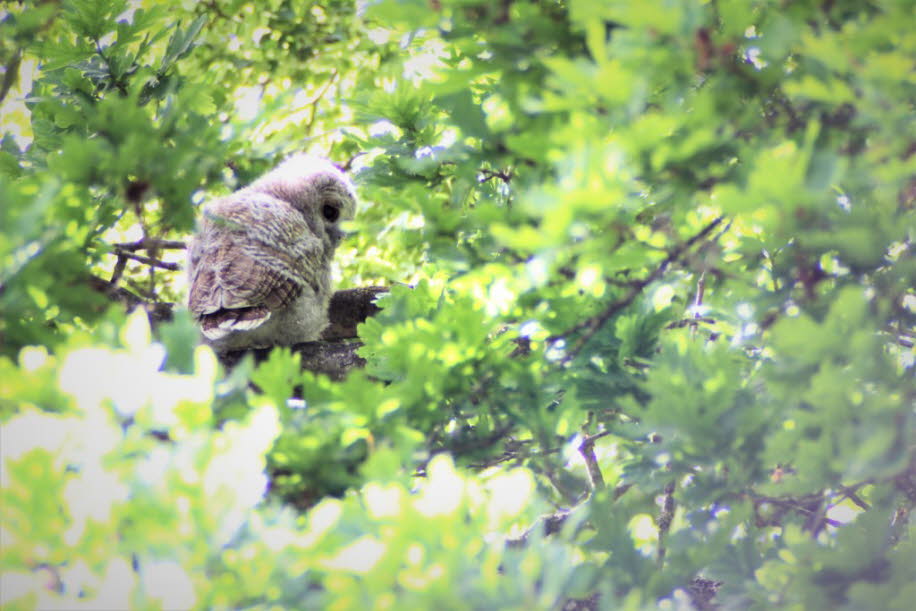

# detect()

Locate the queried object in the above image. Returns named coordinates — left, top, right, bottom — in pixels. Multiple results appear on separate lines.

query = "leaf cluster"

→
left=1, top=0, right=914, bottom=609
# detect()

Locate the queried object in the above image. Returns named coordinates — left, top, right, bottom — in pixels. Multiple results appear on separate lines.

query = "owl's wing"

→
left=187, top=193, right=321, bottom=340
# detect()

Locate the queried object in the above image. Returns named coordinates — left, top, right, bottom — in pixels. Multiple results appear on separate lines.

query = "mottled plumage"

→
left=187, top=155, right=356, bottom=352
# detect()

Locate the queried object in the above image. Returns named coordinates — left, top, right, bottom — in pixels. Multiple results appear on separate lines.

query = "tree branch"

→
left=657, top=480, right=677, bottom=566
left=579, top=430, right=611, bottom=491
left=552, top=216, right=725, bottom=360
left=112, top=249, right=181, bottom=271
left=88, top=278, right=388, bottom=376
left=220, top=339, right=367, bottom=380
left=88, top=275, right=174, bottom=324
left=321, top=286, right=387, bottom=340
left=113, top=238, right=186, bottom=251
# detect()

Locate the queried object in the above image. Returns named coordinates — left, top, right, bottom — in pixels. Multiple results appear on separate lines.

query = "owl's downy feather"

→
left=187, top=155, right=356, bottom=351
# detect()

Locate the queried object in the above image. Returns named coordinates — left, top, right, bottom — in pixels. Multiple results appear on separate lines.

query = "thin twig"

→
left=657, top=481, right=676, bottom=567
left=665, top=317, right=717, bottom=329
left=613, top=483, right=632, bottom=500
left=552, top=216, right=725, bottom=360
left=694, top=272, right=706, bottom=311
left=109, top=254, right=128, bottom=286
left=304, top=70, right=339, bottom=134
left=838, top=485, right=872, bottom=511
left=114, top=238, right=186, bottom=251
left=579, top=431, right=611, bottom=490
left=114, top=250, right=180, bottom=271
left=479, top=168, right=513, bottom=184
left=690, top=272, right=706, bottom=338
left=0, top=49, right=22, bottom=105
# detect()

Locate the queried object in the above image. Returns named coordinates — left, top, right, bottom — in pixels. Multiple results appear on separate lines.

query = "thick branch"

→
left=210, top=287, right=388, bottom=375
left=321, top=286, right=387, bottom=340
left=219, top=339, right=367, bottom=380
left=245, top=286, right=387, bottom=377
left=88, top=278, right=388, bottom=376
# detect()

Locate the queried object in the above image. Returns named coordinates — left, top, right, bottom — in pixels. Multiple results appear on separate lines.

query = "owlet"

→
left=187, top=154, right=356, bottom=353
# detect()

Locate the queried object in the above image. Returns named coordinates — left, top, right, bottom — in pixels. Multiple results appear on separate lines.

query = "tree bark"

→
left=216, top=286, right=388, bottom=376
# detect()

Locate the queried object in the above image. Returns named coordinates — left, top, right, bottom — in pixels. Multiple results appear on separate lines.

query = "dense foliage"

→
left=1, top=0, right=914, bottom=608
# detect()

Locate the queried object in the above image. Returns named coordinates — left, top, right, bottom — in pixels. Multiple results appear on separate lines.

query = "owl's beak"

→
left=328, top=225, right=349, bottom=245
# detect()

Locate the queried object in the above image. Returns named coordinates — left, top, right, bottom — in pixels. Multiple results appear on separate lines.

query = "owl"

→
left=187, top=154, right=356, bottom=353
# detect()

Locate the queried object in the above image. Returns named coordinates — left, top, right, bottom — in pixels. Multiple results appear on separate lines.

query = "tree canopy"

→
left=1, top=0, right=914, bottom=608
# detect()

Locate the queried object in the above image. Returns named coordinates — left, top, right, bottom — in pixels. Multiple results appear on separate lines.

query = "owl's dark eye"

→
left=321, top=204, right=340, bottom=222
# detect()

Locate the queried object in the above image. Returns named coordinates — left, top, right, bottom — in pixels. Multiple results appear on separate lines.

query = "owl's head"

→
left=249, top=153, right=357, bottom=246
